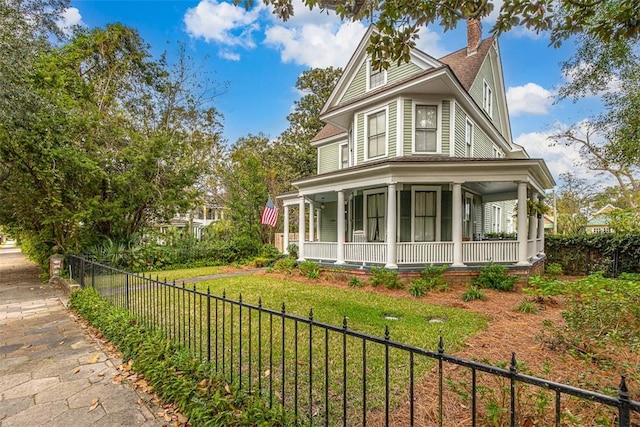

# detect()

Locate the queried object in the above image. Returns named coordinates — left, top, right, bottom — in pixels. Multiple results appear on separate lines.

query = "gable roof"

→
left=438, top=37, right=495, bottom=91
left=311, top=124, right=345, bottom=143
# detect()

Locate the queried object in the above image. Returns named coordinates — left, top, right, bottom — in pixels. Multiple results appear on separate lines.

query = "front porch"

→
left=278, top=157, right=553, bottom=270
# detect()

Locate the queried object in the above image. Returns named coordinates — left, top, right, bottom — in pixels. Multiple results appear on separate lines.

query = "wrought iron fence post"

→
left=438, top=337, right=444, bottom=427
left=125, top=274, right=130, bottom=310
left=619, top=375, right=630, bottom=427
left=207, top=286, right=211, bottom=362
left=510, top=353, right=517, bottom=427
left=80, top=258, right=85, bottom=288
left=90, top=262, right=95, bottom=289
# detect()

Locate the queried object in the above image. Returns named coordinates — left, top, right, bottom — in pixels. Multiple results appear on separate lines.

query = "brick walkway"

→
left=0, top=242, right=164, bottom=427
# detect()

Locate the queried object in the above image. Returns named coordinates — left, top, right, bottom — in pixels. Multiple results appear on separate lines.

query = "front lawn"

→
left=147, top=265, right=225, bottom=282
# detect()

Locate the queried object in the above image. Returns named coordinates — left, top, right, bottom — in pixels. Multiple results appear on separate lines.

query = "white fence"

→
left=301, top=239, right=542, bottom=265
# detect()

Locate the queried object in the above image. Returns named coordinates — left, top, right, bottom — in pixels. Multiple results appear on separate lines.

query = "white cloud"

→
left=514, top=126, right=610, bottom=188
left=57, top=7, right=83, bottom=34
left=414, top=26, right=448, bottom=58
left=264, top=21, right=366, bottom=68
left=184, top=0, right=265, bottom=51
left=506, top=83, right=554, bottom=116
left=220, top=51, right=241, bottom=61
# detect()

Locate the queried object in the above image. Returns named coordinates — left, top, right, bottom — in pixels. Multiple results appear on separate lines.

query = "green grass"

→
left=195, top=275, right=485, bottom=348
left=103, top=273, right=487, bottom=425
left=147, top=266, right=225, bottom=282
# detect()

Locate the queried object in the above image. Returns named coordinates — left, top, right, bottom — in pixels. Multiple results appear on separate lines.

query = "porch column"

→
left=452, top=182, right=465, bottom=267
left=336, top=190, right=345, bottom=265
left=385, top=183, right=397, bottom=269
left=538, top=200, right=545, bottom=256
left=283, top=206, right=290, bottom=254
left=316, top=208, right=321, bottom=243
left=309, top=202, right=314, bottom=242
left=529, top=193, right=538, bottom=259
left=516, top=182, right=529, bottom=266
left=298, top=197, right=305, bottom=261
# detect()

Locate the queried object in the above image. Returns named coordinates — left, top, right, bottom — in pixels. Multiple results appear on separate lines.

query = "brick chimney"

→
left=466, top=18, right=482, bottom=56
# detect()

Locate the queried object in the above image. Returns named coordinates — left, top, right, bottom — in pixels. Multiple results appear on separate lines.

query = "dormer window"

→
left=483, top=80, right=493, bottom=117
left=367, top=60, right=386, bottom=91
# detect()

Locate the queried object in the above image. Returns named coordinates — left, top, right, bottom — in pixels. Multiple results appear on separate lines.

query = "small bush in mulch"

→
left=69, top=288, right=292, bottom=426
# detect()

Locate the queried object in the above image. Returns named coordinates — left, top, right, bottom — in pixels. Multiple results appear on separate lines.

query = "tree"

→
left=554, top=173, right=594, bottom=234
left=220, top=134, right=278, bottom=247
left=551, top=35, right=639, bottom=209
left=272, top=66, right=342, bottom=184
left=0, top=15, right=224, bottom=266
left=243, top=0, right=640, bottom=69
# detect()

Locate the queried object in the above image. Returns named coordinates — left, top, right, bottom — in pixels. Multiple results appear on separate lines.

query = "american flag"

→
left=260, top=197, right=279, bottom=227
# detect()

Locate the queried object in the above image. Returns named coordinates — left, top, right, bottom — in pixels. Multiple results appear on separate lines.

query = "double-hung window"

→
left=414, top=191, right=437, bottom=241
left=340, top=143, right=349, bottom=169
left=491, top=205, right=502, bottom=232
left=366, top=192, right=386, bottom=242
left=483, top=80, right=493, bottom=117
left=367, top=110, right=386, bottom=159
left=368, top=61, right=386, bottom=90
left=415, top=105, right=437, bottom=152
left=465, top=120, right=473, bottom=157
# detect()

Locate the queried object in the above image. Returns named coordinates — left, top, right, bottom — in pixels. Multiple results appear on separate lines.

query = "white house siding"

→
left=356, top=113, right=365, bottom=164
left=341, top=62, right=367, bottom=104
left=387, top=61, right=423, bottom=85
left=441, top=100, right=451, bottom=156
left=320, top=201, right=338, bottom=242
left=388, top=101, right=397, bottom=157
left=454, top=103, right=466, bottom=156
left=473, top=125, right=493, bottom=158
left=468, top=49, right=507, bottom=138
left=318, top=143, right=340, bottom=174
left=403, top=99, right=413, bottom=155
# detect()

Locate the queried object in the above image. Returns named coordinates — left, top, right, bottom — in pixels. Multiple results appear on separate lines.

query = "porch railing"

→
left=462, top=240, right=518, bottom=263
left=304, top=242, right=337, bottom=261
left=397, top=242, right=453, bottom=264
left=345, top=242, right=387, bottom=264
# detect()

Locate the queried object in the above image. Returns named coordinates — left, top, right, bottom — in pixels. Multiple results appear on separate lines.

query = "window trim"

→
left=339, top=142, right=349, bottom=169
left=363, top=106, right=389, bottom=161
left=491, top=205, right=502, bottom=233
left=366, top=59, right=387, bottom=91
left=465, top=119, right=474, bottom=157
left=411, top=100, right=442, bottom=154
left=411, top=186, right=442, bottom=242
left=483, top=79, right=493, bottom=118
left=363, top=188, right=388, bottom=242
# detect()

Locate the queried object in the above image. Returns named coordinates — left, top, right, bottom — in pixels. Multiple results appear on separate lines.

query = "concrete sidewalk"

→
left=0, top=242, right=164, bottom=426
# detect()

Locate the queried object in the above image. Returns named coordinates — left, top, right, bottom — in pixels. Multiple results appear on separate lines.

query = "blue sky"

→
left=60, top=0, right=609, bottom=185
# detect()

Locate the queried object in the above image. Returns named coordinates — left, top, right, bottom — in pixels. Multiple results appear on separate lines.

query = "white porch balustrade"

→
left=300, top=240, right=528, bottom=265
left=397, top=242, right=453, bottom=264
left=304, top=242, right=338, bottom=261
left=462, top=241, right=518, bottom=263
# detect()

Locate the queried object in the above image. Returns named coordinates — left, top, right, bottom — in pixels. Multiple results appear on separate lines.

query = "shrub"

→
left=370, top=266, right=403, bottom=289
left=545, top=262, right=563, bottom=280
left=286, top=244, right=299, bottom=259
left=473, top=262, right=518, bottom=291
left=408, top=279, right=427, bottom=297
left=524, top=275, right=565, bottom=302
left=348, top=276, right=364, bottom=287
left=515, top=299, right=539, bottom=314
left=273, top=257, right=297, bottom=274
left=462, top=286, right=486, bottom=302
left=69, top=288, right=291, bottom=426
left=298, top=260, right=321, bottom=279
left=420, top=264, right=449, bottom=291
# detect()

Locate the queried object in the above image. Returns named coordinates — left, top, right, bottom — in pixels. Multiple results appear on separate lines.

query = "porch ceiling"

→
left=292, top=156, right=555, bottom=198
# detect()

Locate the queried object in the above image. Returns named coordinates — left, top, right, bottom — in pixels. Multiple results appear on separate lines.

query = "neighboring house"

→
left=584, top=204, right=617, bottom=234
left=278, top=21, right=555, bottom=270
left=167, top=204, right=226, bottom=240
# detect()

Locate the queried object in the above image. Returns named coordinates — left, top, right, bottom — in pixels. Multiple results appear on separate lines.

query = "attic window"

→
left=483, top=80, right=493, bottom=117
left=367, top=60, right=386, bottom=90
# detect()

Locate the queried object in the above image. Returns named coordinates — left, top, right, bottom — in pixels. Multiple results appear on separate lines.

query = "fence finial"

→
left=384, top=325, right=390, bottom=340
left=510, top=352, right=517, bottom=373
left=619, top=375, right=629, bottom=399
left=438, top=336, right=444, bottom=354
left=281, top=302, right=286, bottom=313
left=258, top=297, right=262, bottom=308
left=309, top=309, right=313, bottom=321
left=342, top=317, right=348, bottom=329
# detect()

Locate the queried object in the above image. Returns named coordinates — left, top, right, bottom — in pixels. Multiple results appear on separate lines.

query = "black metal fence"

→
left=68, top=255, right=640, bottom=426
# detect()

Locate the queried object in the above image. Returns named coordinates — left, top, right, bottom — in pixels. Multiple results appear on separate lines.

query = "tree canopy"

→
left=250, top=0, right=640, bottom=69
left=0, top=1, right=224, bottom=266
